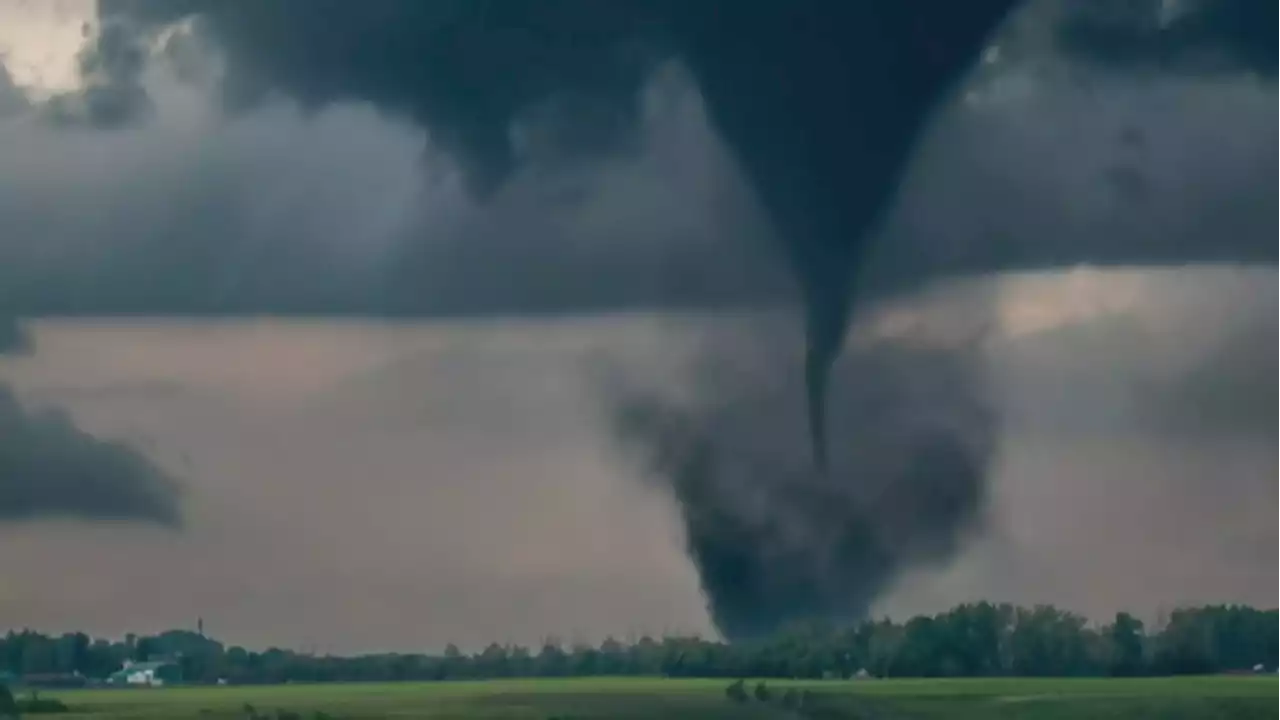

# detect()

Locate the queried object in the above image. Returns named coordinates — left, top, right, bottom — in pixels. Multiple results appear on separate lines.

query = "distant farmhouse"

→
left=108, top=659, right=181, bottom=687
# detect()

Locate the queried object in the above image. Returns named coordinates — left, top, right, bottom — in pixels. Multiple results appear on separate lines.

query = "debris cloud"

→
left=614, top=306, right=997, bottom=639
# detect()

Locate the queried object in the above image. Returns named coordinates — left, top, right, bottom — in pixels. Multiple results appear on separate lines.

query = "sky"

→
left=0, top=271, right=1273, bottom=652
left=0, top=0, right=1274, bottom=652
left=0, top=0, right=89, bottom=95
left=0, top=316, right=712, bottom=651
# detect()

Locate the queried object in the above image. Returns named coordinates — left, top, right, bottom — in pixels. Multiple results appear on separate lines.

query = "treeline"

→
left=2, top=603, right=1275, bottom=684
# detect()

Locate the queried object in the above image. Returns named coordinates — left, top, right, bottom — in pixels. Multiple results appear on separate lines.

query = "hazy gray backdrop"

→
left=1, top=266, right=1274, bottom=652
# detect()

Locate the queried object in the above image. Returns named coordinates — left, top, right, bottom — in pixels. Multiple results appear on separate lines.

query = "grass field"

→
left=25, top=676, right=1278, bottom=719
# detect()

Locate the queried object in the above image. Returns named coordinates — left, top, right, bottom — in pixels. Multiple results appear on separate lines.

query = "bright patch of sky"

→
left=0, top=0, right=95, bottom=96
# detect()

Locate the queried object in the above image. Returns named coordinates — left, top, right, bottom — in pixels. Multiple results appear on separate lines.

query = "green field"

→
left=25, top=676, right=1278, bottom=719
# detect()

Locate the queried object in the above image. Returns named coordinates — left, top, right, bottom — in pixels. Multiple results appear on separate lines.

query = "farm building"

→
left=107, top=660, right=181, bottom=687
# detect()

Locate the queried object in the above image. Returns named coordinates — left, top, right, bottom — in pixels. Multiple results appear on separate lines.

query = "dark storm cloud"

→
left=0, top=44, right=758, bottom=531
left=72, top=1, right=1280, bottom=316
left=1054, top=0, right=1277, bottom=76
left=97, top=0, right=667, bottom=196
left=866, top=73, right=1277, bottom=295
left=41, top=15, right=152, bottom=127
left=92, top=0, right=1013, bottom=466
left=0, top=57, right=782, bottom=318
left=79, top=0, right=1279, bottom=464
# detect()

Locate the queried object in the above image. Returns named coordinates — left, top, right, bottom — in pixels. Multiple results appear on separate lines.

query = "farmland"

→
left=27, top=675, right=1278, bottom=719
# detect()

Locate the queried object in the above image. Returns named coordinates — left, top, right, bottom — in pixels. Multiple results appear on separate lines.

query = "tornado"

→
left=71, top=0, right=1280, bottom=635
left=670, top=3, right=1016, bottom=468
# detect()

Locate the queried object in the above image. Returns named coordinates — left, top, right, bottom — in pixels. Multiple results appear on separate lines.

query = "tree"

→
left=724, top=679, right=748, bottom=703
left=864, top=619, right=904, bottom=678
left=132, top=637, right=156, bottom=663
left=937, top=602, right=1011, bottom=676
left=892, top=617, right=942, bottom=677
left=752, top=680, right=771, bottom=702
left=1106, top=612, right=1146, bottom=676
left=0, top=601, right=1275, bottom=683
left=1009, top=605, right=1093, bottom=676
left=535, top=642, right=568, bottom=677
left=440, top=643, right=467, bottom=680
left=19, top=635, right=54, bottom=676
left=0, top=683, right=17, bottom=719
left=476, top=643, right=510, bottom=678
left=52, top=633, right=89, bottom=675
left=781, top=687, right=800, bottom=708
left=507, top=645, right=534, bottom=677
left=598, top=637, right=626, bottom=675
left=1152, top=609, right=1214, bottom=675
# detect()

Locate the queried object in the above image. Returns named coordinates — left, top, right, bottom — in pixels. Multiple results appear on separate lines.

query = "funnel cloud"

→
left=94, top=0, right=1013, bottom=472
left=89, top=0, right=1277, bottom=471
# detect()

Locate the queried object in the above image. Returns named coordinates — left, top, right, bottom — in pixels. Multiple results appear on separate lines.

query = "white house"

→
left=108, top=660, right=180, bottom=687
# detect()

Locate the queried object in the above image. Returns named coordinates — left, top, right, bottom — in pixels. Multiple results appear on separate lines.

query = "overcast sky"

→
left=1, top=267, right=1273, bottom=652
left=0, top=316, right=712, bottom=651
left=0, top=0, right=1274, bottom=652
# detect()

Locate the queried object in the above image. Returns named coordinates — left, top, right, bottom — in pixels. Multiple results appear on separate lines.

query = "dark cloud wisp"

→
left=0, top=319, right=181, bottom=527
left=0, top=376, right=182, bottom=527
